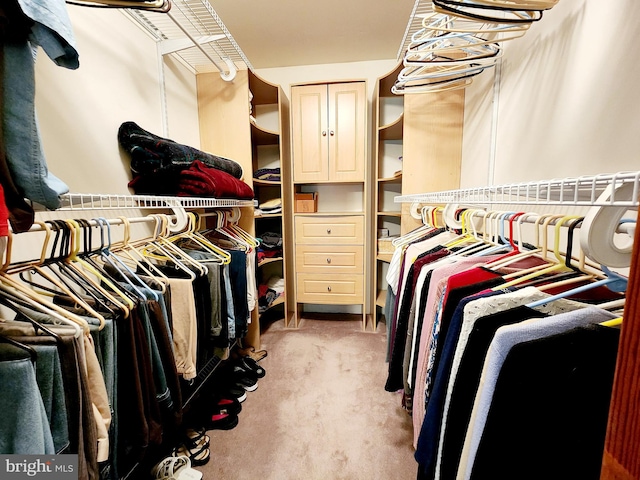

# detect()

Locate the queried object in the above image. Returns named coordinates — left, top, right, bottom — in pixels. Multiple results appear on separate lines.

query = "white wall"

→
left=34, top=7, right=200, bottom=196
left=462, top=0, right=640, bottom=187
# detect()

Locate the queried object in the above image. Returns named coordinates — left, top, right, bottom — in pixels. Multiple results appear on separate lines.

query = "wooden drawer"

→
left=295, top=245, right=363, bottom=274
left=295, top=215, right=364, bottom=244
left=296, top=273, right=363, bottom=304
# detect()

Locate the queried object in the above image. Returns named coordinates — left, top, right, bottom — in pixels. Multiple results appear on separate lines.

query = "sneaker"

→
left=239, top=356, right=266, bottom=378
left=216, top=384, right=247, bottom=403
left=234, top=375, right=258, bottom=392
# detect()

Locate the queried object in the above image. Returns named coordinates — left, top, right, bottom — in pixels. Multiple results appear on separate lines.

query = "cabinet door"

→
left=328, top=82, right=366, bottom=182
left=291, top=84, right=328, bottom=182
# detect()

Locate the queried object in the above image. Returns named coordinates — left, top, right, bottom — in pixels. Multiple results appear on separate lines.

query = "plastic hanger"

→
left=93, top=217, right=151, bottom=301
left=168, top=213, right=230, bottom=264
left=50, top=219, right=130, bottom=316
left=0, top=334, right=38, bottom=363
left=526, top=265, right=627, bottom=308
left=490, top=214, right=576, bottom=291
left=109, top=216, right=169, bottom=293
left=139, top=215, right=201, bottom=279
left=28, top=220, right=108, bottom=330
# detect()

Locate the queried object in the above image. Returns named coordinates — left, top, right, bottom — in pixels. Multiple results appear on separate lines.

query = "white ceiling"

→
left=209, top=0, right=417, bottom=69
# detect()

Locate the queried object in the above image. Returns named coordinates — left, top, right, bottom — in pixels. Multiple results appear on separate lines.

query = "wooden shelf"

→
left=251, top=122, right=279, bottom=145
left=253, top=178, right=282, bottom=186
left=379, top=114, right=404, bottom=141
left=375, top=288, right=387, bottom=308
left=258, top=256, right=283, bottom=267
left=261, top=295, right=285, bottom=315
left=255, top=213, right=283, bottom=219
left=377, top=253, right=393, bottom=263
left=377, top=211, right=402, bottom=217
left=378, top=172, right=403, bottom=182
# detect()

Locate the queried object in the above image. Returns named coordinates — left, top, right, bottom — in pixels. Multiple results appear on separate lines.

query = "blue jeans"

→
left=3, top=0, right=78, bottom=208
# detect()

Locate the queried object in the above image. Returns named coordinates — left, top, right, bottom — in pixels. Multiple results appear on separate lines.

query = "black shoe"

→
left=234, top=374, right=258, bottom=392
left=209, top=396, right=242, bottom=416
left=231, top=363, right=259, bottom=381
left=216, top=384, right=247, bottom=403
left=239, top=356, right=266, bottom=378
left=205, top=412, right=239, bottom=431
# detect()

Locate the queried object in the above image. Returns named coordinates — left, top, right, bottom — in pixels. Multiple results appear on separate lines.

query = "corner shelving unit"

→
left=373, top=64, right=404, bottom=325
left=248, top=71, right=293, bottom=326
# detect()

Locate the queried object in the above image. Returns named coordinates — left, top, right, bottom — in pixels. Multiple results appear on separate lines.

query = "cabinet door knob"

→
left=327, top=286, right=332, bottom=292
left=330, top=130, right=335, bottom=136
left=322, top=130, right=327, bottom=136
left=326, top=258, right=331, bottom=264
left=327, top=228, right=331, bottom=234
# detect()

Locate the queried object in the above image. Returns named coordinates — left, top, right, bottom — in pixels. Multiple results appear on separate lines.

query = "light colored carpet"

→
left=197, top=316, right=418, bottom=480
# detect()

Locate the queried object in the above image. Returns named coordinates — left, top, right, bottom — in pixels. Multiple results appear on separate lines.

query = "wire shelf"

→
left=54, top=193, right=254, bottom=211
left=397, top=0, right=435, bottom=61
left=395, top=172, right=640, bottom=207
left=125, top=0, right=253, bottom=74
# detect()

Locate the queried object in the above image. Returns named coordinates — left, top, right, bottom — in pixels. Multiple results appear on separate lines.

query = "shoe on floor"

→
left=206, top=412, right=239, bottom=431
left=209, top=396, right=242, bottom=416
left=234, top=375, right=258, bottom=392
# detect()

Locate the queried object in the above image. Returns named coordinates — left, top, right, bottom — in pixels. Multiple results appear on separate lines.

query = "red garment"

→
left=0, top=184, right=9, bottom=236
left=178, top=160, right=254, bottom=199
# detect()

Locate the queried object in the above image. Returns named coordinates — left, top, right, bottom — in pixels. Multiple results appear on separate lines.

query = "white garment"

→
left=246, top=248, right=257, bottom=315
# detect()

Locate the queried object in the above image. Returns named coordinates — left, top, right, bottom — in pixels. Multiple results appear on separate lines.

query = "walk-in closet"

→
left=1, top=0, right=639, bottom=479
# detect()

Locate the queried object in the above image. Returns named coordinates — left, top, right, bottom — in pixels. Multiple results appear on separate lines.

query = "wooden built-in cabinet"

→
left=290, top=80, right=369, bottom=329
left=291, top=82, right=366, bottom=183
left=371, top=64, right=464, bottom=331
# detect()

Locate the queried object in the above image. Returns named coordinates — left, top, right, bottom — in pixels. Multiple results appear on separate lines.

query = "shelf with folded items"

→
left=248, top=69, right=291, bottom=325
left=258, top=256, right=284, bottom=268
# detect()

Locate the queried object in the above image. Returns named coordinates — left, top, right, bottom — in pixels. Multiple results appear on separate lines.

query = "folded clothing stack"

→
left=256, top=197, right=282, bottom=215
left=253, top=167, right=281, bottom=182
left=257, top=231, right=282, bottom=262
left=177, top=161, right=254, bottom=199
left=119, top=121, right=245, bottom=196
left=258, top=275, right=285, bottom=313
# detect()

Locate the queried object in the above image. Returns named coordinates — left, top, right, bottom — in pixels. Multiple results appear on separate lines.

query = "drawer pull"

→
left=327, top=228, right=332, bottom=234
left=327, top=286, right=332, bottom=292
left=326, top=258, right=331, bottom=264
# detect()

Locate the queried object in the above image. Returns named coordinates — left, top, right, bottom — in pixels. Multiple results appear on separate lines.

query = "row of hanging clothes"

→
left=383, top=199, right=632, bottom=480
left=0, top=208, right=258, bottom=480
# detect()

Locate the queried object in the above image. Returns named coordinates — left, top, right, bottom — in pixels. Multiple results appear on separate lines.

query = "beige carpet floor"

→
left=197, top=316, right=418, bottom=480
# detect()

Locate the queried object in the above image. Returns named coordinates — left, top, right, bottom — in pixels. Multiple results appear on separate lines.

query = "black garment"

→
left=470, top=324, right=620, bottom=480
left=435, top=306, right=549, bottom=480
left=116, top=309, right=148, bottom=474
left=147, top=300, right=183, bottom=429
left=228, top=250, right=248, bottom=338
left=415, top=285, right=505, bottom=479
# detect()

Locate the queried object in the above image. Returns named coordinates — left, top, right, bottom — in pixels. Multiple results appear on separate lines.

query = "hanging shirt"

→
left=457, top=307, right=618, bottom=480
left=468, top=322, right=620, bottom=480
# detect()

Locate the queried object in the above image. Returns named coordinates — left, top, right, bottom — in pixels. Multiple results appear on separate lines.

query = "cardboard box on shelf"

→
left=295, top=192, right=318, bottom=213
left=377, top=236, right=398, bottom=254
